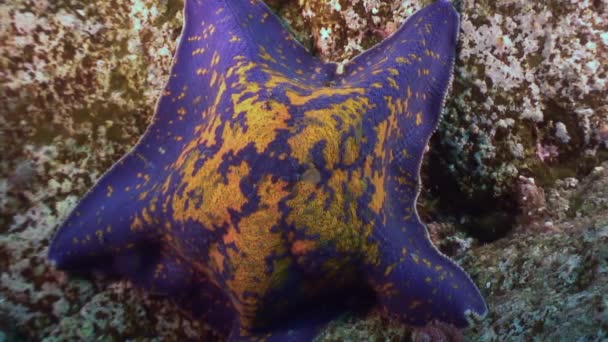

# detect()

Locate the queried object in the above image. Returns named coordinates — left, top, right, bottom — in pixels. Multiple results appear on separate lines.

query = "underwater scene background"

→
left=1, top=0, right=607, bottom=341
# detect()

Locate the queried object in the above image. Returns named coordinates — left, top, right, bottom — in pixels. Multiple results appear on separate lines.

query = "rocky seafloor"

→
left=1, top=0, right=607, bottom=341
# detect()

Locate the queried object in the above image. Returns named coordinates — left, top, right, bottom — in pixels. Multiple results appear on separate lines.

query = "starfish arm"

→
left=369, top=219, right=488, bottom=327
left=214, top=0, right=331, bottom=77
left=45, top=0, right=232, bottom=272
left=343, top=0, right=459, bottom=184
left=345, top=0, right=487, bottom=327
left=45, top=0, right=228, bottom=275
left=177, top=0, right=334, bottom=93
left=47, top=153, right=162, bottom=273
left=338, top=1, right=460, bottom=253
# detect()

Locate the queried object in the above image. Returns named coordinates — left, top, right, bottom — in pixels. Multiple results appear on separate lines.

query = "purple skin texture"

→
left=48, top=0, right=487, bottom=340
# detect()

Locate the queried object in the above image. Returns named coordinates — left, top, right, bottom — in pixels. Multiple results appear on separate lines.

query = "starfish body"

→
left=48, top=0, right=487, bottom=340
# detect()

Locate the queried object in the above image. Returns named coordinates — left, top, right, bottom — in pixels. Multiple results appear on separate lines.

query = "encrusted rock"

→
left=1, top=0, right=606, bottom=340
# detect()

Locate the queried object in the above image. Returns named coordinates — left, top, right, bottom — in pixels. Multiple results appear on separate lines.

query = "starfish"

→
left=48, top=0, right=487, bottom=340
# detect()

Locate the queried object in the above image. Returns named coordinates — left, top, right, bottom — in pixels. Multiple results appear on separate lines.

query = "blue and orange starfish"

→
left=48, top=0, right=487, bottom=340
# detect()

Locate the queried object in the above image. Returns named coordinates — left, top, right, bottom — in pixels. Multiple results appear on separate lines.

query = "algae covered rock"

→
left=1, top=0, right=607, bottom=340
left=0, top=0, right=183, bottom=228
left=461, top=163, right=608, bottom=341
left=434, top=0, right=608, bottom=233
left=0, top=0, right=188, bottom=339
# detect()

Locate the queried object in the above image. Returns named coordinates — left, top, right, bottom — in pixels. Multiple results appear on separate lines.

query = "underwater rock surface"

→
left=0, top=0, right=606, bottom=340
